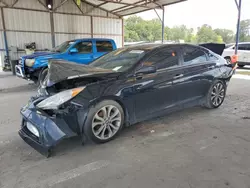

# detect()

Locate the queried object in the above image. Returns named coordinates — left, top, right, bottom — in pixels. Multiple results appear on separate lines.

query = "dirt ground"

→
left=0, top=73, right=250, bottom=188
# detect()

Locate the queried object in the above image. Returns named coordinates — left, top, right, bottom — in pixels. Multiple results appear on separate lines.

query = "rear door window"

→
left=183, top=47, right=207, bottom=65
left=96, top=41, right=113, bottom=52
left=245, top=44, right=250, bottom=51
left=146, top=48, right=179, bottom=70
left=74, top=41, right=93, bottom=53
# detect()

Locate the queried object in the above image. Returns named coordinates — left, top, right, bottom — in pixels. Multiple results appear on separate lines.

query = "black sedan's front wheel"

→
left=204, top=80, right=226, bottom=109
left=84, top=100, right=124, bottom=143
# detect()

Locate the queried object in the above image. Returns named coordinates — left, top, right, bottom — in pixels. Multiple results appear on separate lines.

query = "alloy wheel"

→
left=211, top=82, right=225, bottom=107
left=92, top=105, right=122, bottom=140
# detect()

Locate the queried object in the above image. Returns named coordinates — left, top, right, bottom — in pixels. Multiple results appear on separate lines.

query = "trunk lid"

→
left=199, top=43, right=226, bottom=55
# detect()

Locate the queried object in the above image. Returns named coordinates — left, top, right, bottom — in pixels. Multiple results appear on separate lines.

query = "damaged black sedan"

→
left=18, top=44, right=234, bottom=156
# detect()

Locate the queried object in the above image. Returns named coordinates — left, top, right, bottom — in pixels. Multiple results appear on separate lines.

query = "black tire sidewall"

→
left=225, top=57, right=231, bottom=64
left=83, top=100, right=124, bottom=144
left=205, top=80, right=227, bottom=109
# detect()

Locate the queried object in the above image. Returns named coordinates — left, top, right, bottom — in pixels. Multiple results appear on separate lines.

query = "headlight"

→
left=36, top=87, right=85, bottom=110
left=25, top=59, right=35, bottom=67
left=26, top=122, right=39, bottom=137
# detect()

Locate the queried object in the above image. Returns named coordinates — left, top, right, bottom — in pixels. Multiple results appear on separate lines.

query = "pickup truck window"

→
left=52, top=41, right=74, bottom=53
left=74, top=41, right=93, bottom=53
left=96, top=41, right=113, bottom=52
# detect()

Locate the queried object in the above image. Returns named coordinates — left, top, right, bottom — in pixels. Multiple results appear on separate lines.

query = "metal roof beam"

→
left=96, top=0, right=160, bottom=9
left=72, top=0, right=85, bottom=14
left=82, top=0, right=121, bottom=17
left=37, top=0, right=48, bottom=10
left=11, top=0, right=19, bottom=7
left=111, top=0, right=160, bottom=13
left=84, top=2, right=107, bottom=14
left=0, top=0, right=9, bottom=7
left=53, top=0, right=70, bottom=11
left=117, top=0, right=186, bottom=16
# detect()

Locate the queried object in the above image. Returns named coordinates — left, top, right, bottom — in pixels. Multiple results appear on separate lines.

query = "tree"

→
left=124, top=16, right=235, bottom=44
left=196, top=24, right=223, bottom=43
left=239, top=19, right=250, bottom=42
left=214, top=29, right=234, bottom=43
left=166, top=25, right=194, bottom=42
left=124, top=16, right=162, bottom=42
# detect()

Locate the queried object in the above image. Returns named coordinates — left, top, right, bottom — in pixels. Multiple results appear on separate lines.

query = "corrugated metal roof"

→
left=85, top=0, right=187, bottom=17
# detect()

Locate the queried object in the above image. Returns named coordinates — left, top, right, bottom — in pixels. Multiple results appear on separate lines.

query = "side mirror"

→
left=69, top=48, right=78, bottom=54
left=135, top=66, right=156, bottom=75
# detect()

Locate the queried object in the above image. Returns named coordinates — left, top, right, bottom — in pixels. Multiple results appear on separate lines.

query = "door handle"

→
left=208, top=65, right=215, bottom=69
left=173, top=74, right=184, bottom=79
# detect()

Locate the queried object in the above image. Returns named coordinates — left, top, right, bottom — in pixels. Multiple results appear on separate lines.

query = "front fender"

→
left=88, top=95, right=133, bottom=126
left=33, top=59, right=49, bottom=69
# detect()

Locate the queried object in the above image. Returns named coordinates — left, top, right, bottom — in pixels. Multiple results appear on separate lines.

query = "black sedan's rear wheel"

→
left=84, top=100, right=124, bottom=143
left=204, top=80, right=226, bottom=109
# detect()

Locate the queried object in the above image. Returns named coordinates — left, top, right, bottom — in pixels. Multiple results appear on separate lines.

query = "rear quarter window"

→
left=208, top=53, right=219, bottom=61
left=96, top=41, right=113, bottom=52
left=183, top=47, right=207, bottom=65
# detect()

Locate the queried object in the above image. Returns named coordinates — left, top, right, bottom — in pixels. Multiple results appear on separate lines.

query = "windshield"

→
left=90, top=48, right=145, bottom=72
left=51, top=41, right=75, bottom=53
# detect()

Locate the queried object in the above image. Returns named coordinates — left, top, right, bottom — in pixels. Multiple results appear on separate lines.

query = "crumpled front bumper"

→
left=18, top=98, right=79, bottom=157
left=19, top=126, right=51, bottom=157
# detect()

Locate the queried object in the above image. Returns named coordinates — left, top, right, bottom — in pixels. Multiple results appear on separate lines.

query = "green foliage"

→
left=124, top=16, right=162, bottom=42
left=165, top=25, right=194, bottom=42
left=196, top=24, right=224, bottom=43
left=239, top=19, right=250, bottom=42
left=214, top=29, right=234, bottom=43
left=125, top=16, right=250, bottom=44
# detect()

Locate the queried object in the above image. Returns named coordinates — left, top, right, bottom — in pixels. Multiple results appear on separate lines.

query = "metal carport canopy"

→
left=84, top=0, right=186, bottom=17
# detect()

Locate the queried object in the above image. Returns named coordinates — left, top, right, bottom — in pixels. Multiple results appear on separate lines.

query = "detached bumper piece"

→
left=18, top=99, right=78, bottom=157
left=19, top=127, right=51, bottom=157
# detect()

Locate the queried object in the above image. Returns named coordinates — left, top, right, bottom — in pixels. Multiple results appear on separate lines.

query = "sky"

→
left=135, top=0, right=250, bottom=32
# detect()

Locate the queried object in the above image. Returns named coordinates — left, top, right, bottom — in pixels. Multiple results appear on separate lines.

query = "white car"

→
left=222, top=42, right=250, bottom=67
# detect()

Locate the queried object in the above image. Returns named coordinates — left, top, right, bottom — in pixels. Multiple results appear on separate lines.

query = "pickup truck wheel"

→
left=38, top=68, right=48, bottom=87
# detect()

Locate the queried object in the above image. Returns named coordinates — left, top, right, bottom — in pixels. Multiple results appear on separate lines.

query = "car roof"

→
left=122, top=43, right=201, bottom=52
left=72, top=38, right=115, bottom=42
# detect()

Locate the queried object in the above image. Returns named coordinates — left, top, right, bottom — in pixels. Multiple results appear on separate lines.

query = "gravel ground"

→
left=0, top=73, right=250, bottom=188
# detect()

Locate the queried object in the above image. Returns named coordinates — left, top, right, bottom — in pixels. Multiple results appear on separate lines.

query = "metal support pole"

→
left=161, top=6, right=165, bottom=44
left=50, top=12, right=56, bottom=48
left=154, top=9, right=162, bottom=22
left=235, top=0, right=242, bottom=55
left=1, top=7, right=9, bottom=57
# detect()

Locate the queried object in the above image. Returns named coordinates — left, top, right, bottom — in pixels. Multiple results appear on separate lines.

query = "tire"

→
left=225, top=57, right=231, bottom=64
left=38, top=68, right=48, bottom=87
left=203, top=80, right=226, bottom=109
left=83, top=100, right=124, bottom=144
left=238, top=65, right=245, bottom=68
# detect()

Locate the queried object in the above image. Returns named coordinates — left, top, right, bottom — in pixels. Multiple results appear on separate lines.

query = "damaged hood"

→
left=199, top=43, right=226, bottom=55
left=47, top=60, right=120, bottom=86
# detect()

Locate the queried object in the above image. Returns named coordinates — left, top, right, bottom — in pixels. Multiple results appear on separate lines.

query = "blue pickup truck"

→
left=15, top=38, right=117, bottom=85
